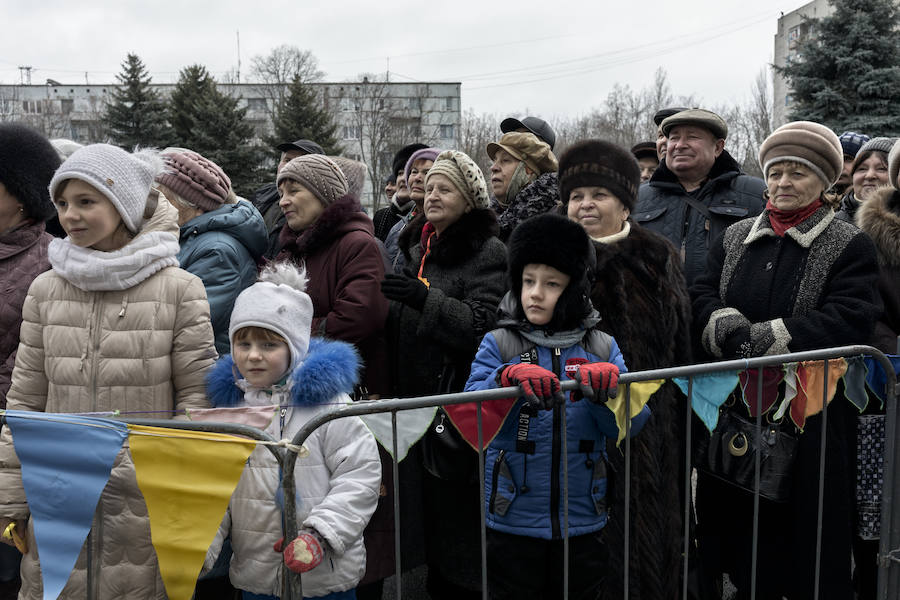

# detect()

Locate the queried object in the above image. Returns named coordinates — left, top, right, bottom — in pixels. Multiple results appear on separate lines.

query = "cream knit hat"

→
left=425, top=150, right=490, bottom=209
left=50, top=144, right=163, bottom=232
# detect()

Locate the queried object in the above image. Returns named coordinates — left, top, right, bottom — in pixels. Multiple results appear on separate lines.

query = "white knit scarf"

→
left=48, top=231, right=180, bottom=291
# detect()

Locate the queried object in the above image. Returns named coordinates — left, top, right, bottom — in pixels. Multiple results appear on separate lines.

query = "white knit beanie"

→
left=229, top=262, right=314, bottom=375
left=49, top=144, right=164, bottom=232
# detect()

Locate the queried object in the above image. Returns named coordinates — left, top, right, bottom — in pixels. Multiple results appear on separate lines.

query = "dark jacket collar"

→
left=277, top=194, right=371, bottom=258
left=649, top=149, right=743, bottom=190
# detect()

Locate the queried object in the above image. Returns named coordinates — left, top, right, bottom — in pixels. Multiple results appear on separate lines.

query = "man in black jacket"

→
left=633, top=108, right=766, bottom=285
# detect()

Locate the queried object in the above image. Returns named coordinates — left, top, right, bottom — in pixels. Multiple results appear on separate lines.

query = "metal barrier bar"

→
left=478, top=401, right=488, bottom=600
left=10, top=345, right=890, bottom=600
left=813, top=360, right=829, bottom=600
left=561, top=403, right=569, bottom=600
left=681, top=377, right=693, bottom=600
left=623, top=383, right=632, bottom=599
left=391, top=411, right=402, bottom=600
left=750, top=368, right=762, bottom=600
left=279, top=345, right=895, bottom=600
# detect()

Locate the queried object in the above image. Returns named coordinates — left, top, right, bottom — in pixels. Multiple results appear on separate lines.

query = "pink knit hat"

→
left=156, top=150, right=231, bottom=212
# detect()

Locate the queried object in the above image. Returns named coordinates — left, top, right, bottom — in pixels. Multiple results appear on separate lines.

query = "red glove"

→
left=274, top=530, right=325, bottom=573
left=575, top=362, right=619, bottom=404
left=500, top=363, right=563, bottom=410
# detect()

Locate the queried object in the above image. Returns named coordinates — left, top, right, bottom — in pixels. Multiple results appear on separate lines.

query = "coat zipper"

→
left=488, top=449, right=507, bottom=514
left=550, top=347, right=562, bottom=539
left=89, top=293, right=103, bottom=413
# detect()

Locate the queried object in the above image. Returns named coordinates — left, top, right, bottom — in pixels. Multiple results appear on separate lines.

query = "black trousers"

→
left=486, top=529, right=608, bottom=600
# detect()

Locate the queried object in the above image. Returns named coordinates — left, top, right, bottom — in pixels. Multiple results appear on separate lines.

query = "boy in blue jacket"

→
left=464, top=213, right=649, bottom=599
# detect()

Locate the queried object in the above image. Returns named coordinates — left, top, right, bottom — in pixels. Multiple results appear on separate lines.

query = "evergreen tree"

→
left=103, top=54, right=172, bottom=149
left=168, top=65, right=264, bottom=196
left=778, top=0, right=900, bottom=135
left=267, top=75, right=341, bottom=155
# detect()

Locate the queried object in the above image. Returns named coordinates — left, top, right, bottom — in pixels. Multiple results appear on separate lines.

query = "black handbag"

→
left=420, top=363, right=479, bottom=482
left=704, top=406, right=799, bottom=503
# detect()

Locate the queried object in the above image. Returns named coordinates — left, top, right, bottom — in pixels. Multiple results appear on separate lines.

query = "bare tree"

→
left=459, top=108, right=498, bottom=175
left=247, top=45, right=325, bottom=121
left=718, top=67, right=774, bottom=177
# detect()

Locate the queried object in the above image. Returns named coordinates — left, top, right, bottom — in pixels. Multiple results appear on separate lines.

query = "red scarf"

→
left=766, top=198, right=823, bottom=237
left=417, top=222, right=436, bottom=287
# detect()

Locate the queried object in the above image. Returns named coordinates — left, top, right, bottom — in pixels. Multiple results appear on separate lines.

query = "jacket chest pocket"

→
left=707, top=204, right=750, bottom=243
left=633, top=206, right=667, bottom=227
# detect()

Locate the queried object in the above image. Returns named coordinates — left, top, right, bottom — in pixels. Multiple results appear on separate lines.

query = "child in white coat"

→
left=205, top=263, right=381, bottom=600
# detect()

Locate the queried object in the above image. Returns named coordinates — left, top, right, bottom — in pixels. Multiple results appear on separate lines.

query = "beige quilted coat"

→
left=0, top=198, right=217, bottom=599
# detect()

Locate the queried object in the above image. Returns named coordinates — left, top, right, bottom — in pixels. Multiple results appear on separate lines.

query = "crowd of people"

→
left=0, top=103, right=896, bottom=600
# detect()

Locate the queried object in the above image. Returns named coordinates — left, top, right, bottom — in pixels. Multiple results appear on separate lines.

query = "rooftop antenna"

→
left=386, top=57, right=390, bottom=82
left=236, top=30, right=241, bottom=83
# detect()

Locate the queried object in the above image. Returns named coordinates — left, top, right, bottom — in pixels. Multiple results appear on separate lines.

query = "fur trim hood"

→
left=856, top=186, right=900, bottom=268
left=206, top=337, right=360, bottom=407
left=399, top=207, right=499, bottom=266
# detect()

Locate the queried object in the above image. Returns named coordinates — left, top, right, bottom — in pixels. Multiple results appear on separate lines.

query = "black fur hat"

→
left=507, top=213, right=596, bottom=330
left=391, top=143, right=428, bottom=178
left=0, top=123, right=60, bottom=222
left=557, top=139, right=640, bottom=212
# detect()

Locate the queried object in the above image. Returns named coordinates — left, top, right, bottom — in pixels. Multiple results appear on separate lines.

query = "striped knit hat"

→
left=276, top=154, right=348, bottom=207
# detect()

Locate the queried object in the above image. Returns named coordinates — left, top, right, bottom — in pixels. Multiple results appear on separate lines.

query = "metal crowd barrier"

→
left=281, top=345, right=898, bottom=600
left=3, top=345, right=895, bottom=600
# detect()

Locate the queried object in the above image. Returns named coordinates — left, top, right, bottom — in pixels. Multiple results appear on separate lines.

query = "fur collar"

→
left=857, top=187, right=900, bottom=267
left=206, top=337, right=360, bottom=408
left=399, top=208, right=499, bottom=266
left=277, top=194, right=367, bottom=258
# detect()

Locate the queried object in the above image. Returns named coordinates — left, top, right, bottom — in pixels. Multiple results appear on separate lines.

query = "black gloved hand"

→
left=380, top=273, right=428, bottom=311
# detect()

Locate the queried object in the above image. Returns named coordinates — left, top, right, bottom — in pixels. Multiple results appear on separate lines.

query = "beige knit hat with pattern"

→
left=425, top=150, right=490, bottom=209
left=758, top=121, right=843, bottom=188
left=276, top=154, right=348, bottom=206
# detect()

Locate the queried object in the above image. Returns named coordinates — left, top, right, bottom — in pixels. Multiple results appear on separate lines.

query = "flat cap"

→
left=661, top=109, right=728, bottom=140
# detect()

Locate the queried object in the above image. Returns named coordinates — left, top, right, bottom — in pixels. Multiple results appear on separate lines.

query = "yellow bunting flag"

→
left=128, top=425, right=256, bottom=600
left=609, top=380, right=665, bottom=446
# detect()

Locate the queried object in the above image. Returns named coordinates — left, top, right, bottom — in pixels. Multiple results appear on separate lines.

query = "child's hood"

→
left=207, top=337, right=360, bottom=408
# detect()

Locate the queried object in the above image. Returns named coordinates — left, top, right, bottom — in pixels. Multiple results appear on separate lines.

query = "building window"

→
left=788, top=26, right=800, bottom=43
left=785, top=94, right=793, bottom=106
left=444, top=97, right=454, bottom=111
left=22, top=100, right=42, bottom=114
left=246, top=97, right=267, bottom=111
left=60, top=99, right=74, bottom=114
left=342, top=125, right=361, bottom=140
left=340, top=97, right=360, bottom=112
left=407, top=97, right=420, bottom=111
left=440, top=124, right=454, bottom=139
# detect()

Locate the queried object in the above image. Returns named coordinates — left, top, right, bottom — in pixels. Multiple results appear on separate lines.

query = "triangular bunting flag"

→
left=864, top=355, right=900, bottom=406
left=792, top=359, right=847, bottom=430
left=359, top=406, right=437, bottom=461
left=610, top=380, right=664, bottom=446
left=5, top=411, right=128, bottom=600
left=675, top=372, right=740, bottom=432
left=444, top=397, right=518, bottom=450
left=185, top=405, right=278, bottom=430
left=127, top=425, right=256, bottom=600
left=740, top=367, right=784, bottom=417
left=842, top=356, right=870, bottom=413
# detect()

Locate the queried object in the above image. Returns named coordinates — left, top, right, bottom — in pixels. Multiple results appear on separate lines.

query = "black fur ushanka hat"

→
left=557, top=139, right=640, bottom=211
left=507, top=213, right=596, bottom=330
left=0, top=123, right=60, bottom=222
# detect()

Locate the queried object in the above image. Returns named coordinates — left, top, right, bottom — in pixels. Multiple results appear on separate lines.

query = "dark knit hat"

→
left=557, top=139, right=641, bottom=212
left=887, top=139, right=900, bottom=190
left=838, top=131, right=870, bottom=158
left=391, top=143, right=428, bottom=177
left=507, top=213, right=596, bottom=330
left=850, top=137, right=896, bottom=177
left=758, top=121, right=843, bottom=188
left=156, top=150, right=231, bottom=212
left=276, top=154, right=348, bottom=206
left=0, top=123, right=60, bottom=222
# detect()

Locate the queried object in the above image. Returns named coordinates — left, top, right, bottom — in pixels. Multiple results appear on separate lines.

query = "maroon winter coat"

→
left=277, top=194, right=389, bottom=396
left=0, top=221, right=52, bottom=406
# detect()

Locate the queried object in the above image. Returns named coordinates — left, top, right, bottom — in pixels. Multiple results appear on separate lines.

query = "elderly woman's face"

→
left=424, top=173, right=470, bottom=235
left=766, top=162, right=824, bottom=211
left=852, top=153, right=889, bottom=201
left=567, top=186, right=630, bottom=238
left=279, top=180, right=324, bottom=231
left=489, top=148, right=520, bottom=199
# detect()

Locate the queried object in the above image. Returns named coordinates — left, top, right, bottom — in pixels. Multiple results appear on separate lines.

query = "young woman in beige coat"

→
left=0, top=144, right=217, bottom=599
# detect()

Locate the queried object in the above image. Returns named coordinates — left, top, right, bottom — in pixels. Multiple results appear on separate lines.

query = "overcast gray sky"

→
left=2, top=0, right=810, bottom=118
